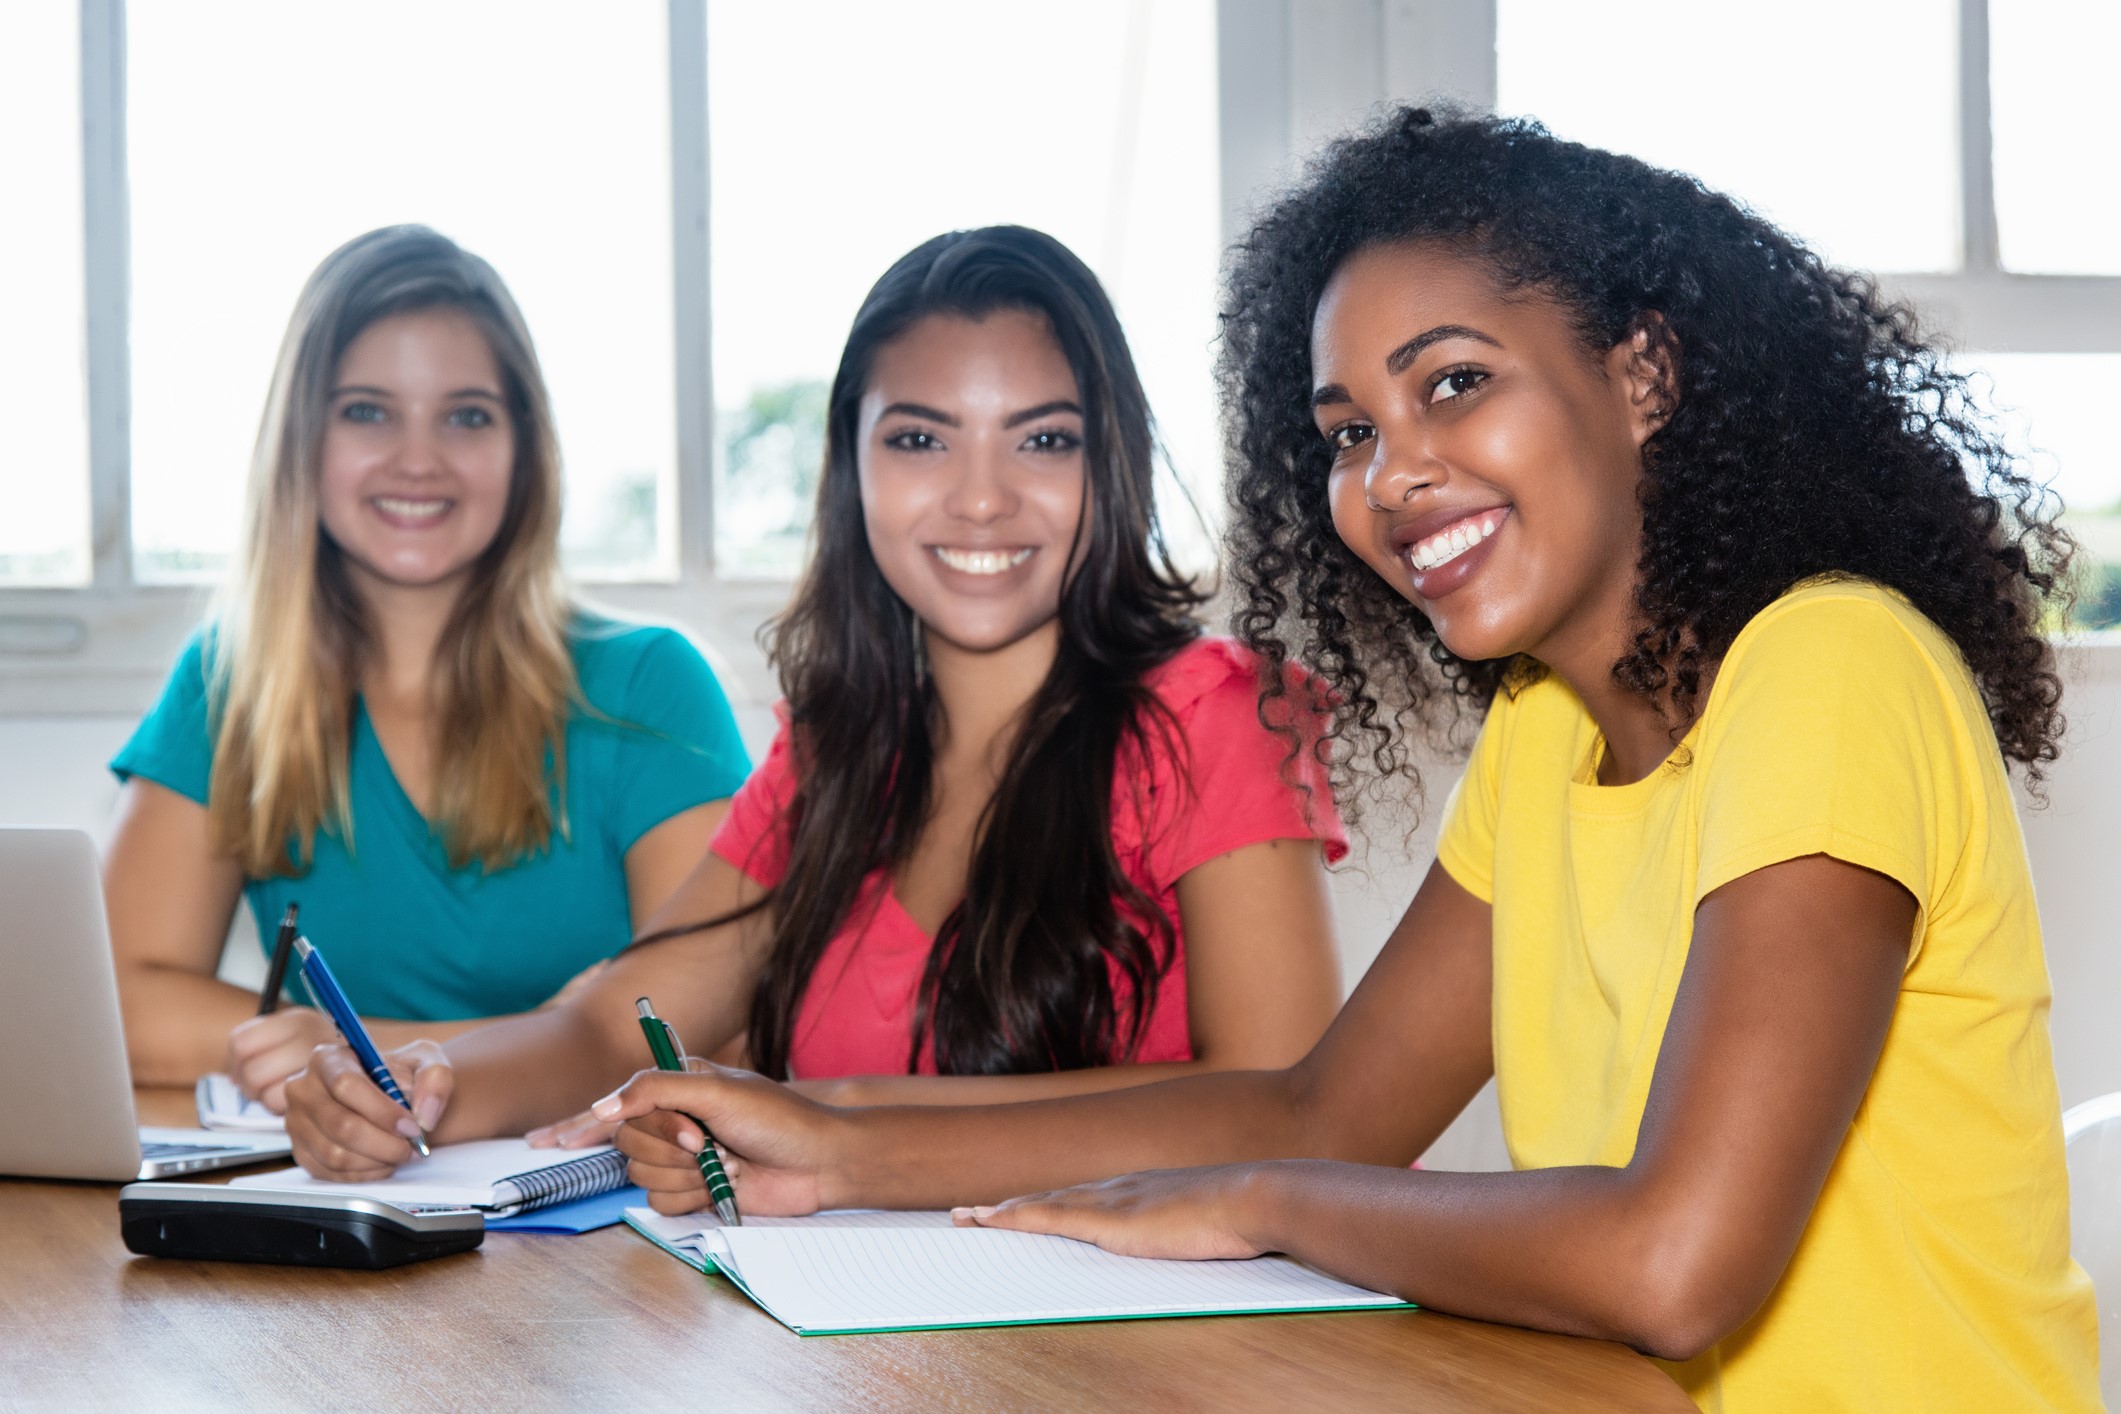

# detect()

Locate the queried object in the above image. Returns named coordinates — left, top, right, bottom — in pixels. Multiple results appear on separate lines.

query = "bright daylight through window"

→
left=0, top=5, right=91, bottom=586
left=1501, top=0, right=2121, bottom=628
left=707, top=0, right=1222, bottom=577
left=125, top=1, right=676, bottom=583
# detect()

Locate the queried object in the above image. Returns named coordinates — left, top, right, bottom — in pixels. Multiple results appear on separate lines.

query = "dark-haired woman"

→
left=591, top=112, right=2099, bottom=1410
left=281, top=228, right=1346, bottom=1159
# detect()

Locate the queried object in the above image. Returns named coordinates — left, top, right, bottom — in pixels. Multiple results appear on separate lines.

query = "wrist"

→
left=811, top=1102, right=871, bottom=1212
left=1229, top=1160, right=1300, bottom=1256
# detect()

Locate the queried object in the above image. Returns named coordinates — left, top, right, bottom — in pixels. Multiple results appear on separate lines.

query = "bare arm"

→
left=964, top=853, right=1913, bottom=1362
left=104, top=779, right=259, bottom=1085
left=798, top=837, right=1343, bottom=1107
left=282, top=843, right=773, bottom=1179
left=598, top=858, right=1496, bottom=1215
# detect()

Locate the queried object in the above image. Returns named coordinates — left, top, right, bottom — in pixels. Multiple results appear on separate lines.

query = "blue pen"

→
left=292, top=936, right=430, bottom=1158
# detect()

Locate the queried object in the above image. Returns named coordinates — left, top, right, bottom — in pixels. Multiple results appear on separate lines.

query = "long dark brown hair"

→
left=722, top=227, right=1204, bottom=1077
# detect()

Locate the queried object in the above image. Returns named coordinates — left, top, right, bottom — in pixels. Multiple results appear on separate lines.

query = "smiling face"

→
left=856, top=309, right=1088, bottom=656
left=316, top=307, right=516, bottom=598
left=1312, top=241, right=1666, bottom=670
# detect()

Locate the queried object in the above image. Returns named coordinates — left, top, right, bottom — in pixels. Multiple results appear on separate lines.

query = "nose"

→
left=392, top=419, right=443, bottom=477
left=941, top=440, right=1018, bottom=525
left=1362, top=428, right=1439, bottom=510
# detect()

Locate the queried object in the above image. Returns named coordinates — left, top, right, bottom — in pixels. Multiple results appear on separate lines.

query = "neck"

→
left=351, top=568, right=466, bottom=708
left=925, top=617, right=1062, bottom=770
left=1532, top=576, right=1690, bottom=787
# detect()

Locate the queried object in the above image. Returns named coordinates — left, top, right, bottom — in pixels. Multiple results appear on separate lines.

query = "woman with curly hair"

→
left=591, top=110, right=2099, bottom=1410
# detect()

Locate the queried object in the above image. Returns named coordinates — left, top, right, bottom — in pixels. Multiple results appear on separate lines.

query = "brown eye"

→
left=1326, top=423, right=1374, bottom=453
left=1430, top=368, right=1488, bottom=404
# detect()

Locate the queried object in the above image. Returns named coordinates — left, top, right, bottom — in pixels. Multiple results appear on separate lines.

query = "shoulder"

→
left=1142, top=636, right=1268, bottom=724
left=1715, top=577, right=1973, bottom=710
left=569, top=614, right=731, bottom=716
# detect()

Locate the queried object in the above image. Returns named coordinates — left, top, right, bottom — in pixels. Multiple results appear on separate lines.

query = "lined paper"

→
left=623, top=1208, right=1408, bottom=1334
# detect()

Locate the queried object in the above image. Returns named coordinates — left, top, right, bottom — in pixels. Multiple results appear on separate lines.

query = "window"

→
left=0, top=4, right=91, bottom=587
left=125, top=1, right=677, bottom=583
left=1496, top=0, right=1960, bottom=274
left=1493, top=0, right=2121, bottom=628
left=708, top=0, right=1223, bottom=576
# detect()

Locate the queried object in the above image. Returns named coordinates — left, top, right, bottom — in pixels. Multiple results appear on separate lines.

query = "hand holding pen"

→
left=222, top=903, right=341, bottom=1112
left=633, top=997, right=741, bottom=1224
left=292, top=936, right=432, bottom=1159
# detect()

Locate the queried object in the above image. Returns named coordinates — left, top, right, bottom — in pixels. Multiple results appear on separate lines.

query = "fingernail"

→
left=949, top=1207, right=974, bottom=1224
left=590, top=1094, right=620, bottom=1119
left=415, top=1096, right=442, bottom=1130
left=971, top=1206, right=998, bottom=1221
left=395, top=1117, right=422, bottom=1141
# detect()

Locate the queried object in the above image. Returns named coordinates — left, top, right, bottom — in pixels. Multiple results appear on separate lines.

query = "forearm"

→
left=1238, top=1160, right=1723, bottom=1359
left=814, top=1059, right=1265, bottom=1108
left=116, top=964, right=268, bottom=1085
left=433, top=1007, right=642, bottom=1142
left=827, top=1067, right=1343, bottom=1210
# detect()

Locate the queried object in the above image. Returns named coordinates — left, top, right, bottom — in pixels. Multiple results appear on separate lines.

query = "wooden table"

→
left=0, top=1091, right=1691, bottom=1412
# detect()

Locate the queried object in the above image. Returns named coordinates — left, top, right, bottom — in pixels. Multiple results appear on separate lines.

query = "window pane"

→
left=1992, top=1, right=2121, bottom=275
left=1963, top=354, right=2121, bottom=629
left=127, top=2, right=674, bottom=583
left=709, top=0, right=1221, bottom=577
left=0, top=3, right=91, bottom=586
left=1497, top=0, right=1960, bottom=273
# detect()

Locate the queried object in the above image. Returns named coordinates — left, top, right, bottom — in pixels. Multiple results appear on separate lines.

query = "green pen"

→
left=634, top=997, right=741, bottom=1226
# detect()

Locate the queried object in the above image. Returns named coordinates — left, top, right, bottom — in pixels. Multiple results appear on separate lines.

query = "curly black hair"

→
left=1224, top=105, right=2072, bottom=813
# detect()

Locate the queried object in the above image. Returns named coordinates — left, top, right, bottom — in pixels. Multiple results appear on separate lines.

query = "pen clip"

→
left=656, top=1018, right=688, bottom=1068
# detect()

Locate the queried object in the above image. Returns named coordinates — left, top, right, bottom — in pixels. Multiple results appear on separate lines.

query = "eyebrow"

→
left=878, top=401, right=959, bottom=427
left=1310, top=323, right=1505, bottom=407
left=1003, top=399, right=1082, bottom=428
left=328, top=386, right=503, bottom=402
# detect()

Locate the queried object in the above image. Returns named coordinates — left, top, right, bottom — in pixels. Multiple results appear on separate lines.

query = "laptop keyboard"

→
left=141, top=1140, right=241, bottom=1160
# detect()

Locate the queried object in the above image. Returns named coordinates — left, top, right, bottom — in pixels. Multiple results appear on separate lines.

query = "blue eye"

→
left=341, top=401, right=386, bottom=424
left=448, top=404, right=495, bottom=429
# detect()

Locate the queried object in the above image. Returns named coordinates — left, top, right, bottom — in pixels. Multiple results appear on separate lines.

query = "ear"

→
left=1610, top=314, right=1679, bottom=447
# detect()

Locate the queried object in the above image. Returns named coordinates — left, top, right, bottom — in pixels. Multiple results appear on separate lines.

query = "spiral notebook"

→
left=227, top=1139, right=628, bottom=1218
left=626, top=1207, right=1412, bottom=1335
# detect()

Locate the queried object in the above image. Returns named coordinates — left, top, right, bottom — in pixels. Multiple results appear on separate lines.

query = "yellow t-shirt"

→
left=1436, top=578, right=2099, bottom=1412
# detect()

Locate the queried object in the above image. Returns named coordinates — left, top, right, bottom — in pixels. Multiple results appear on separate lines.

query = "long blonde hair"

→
left=208, top=225, right=576, bottom=876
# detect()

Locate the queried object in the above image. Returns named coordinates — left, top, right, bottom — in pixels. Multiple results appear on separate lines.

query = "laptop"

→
left=0, top=827, right=293, bottom=1180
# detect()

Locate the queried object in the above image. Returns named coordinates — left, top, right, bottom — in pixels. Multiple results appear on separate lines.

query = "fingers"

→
left=225, top=1007, right=333, bottom=1107
left=390, top=1041, right=453, bottom=1134
left=590, top=1068, right=726, bottom=1128
left=615, top=1110, right=712, bottom=1215
left=525, top=1111, right=618, bottom=1149
left=283, top=1043, right=419, bottom=1180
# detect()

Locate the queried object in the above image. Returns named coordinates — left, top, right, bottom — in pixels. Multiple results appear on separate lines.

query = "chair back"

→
left=2063, top=1092, right=2121, bottom=1406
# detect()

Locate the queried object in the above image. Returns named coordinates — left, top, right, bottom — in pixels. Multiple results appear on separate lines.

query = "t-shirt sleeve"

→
left=1692, top=593, right=1974, bottom=951
left=707, top=711, right=797, bottom=888
left=110, top=627, right=217, bottom=805
left=599, top=629, right=753, bottom=853
left=1434, top=694, right=1510, bottom=905
left=1142, top=652, right=1351, bottom=888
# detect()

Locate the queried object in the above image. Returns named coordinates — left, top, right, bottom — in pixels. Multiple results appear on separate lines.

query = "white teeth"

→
left=1407, top=510, right=1506, bottom=572
left=932, top=546, right=1034, bottom=575
left=375, top=496, right=449, bottom=521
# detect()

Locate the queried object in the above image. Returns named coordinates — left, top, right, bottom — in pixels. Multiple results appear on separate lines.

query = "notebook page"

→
left=710, top=1226, right=1407, bottom=1334
left=194, top=1074, right=286, bottom=1132
left=229, top=1138, right=615, bottom=1208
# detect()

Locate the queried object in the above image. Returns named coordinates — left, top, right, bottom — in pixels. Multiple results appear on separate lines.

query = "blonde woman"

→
left=105, top=226, right=749, bottom=1111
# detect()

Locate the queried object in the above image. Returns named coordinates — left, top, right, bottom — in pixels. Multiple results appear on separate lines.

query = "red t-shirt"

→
left=709, top=637, right=1348, bottom=1078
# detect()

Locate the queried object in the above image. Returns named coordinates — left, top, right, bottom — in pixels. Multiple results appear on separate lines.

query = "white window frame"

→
left=7, top=0, right=2114, bottom=717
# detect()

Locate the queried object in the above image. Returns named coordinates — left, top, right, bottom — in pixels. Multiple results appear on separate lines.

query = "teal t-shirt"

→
left=110, top=615, right=751, bottom=1021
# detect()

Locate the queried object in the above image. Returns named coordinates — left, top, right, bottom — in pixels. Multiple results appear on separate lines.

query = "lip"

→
left=1386, top=501, right=1512, bottom=553
left=1395, top=505, right=1511, bottom=602
left=369, top=494, right=455, bottom=531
